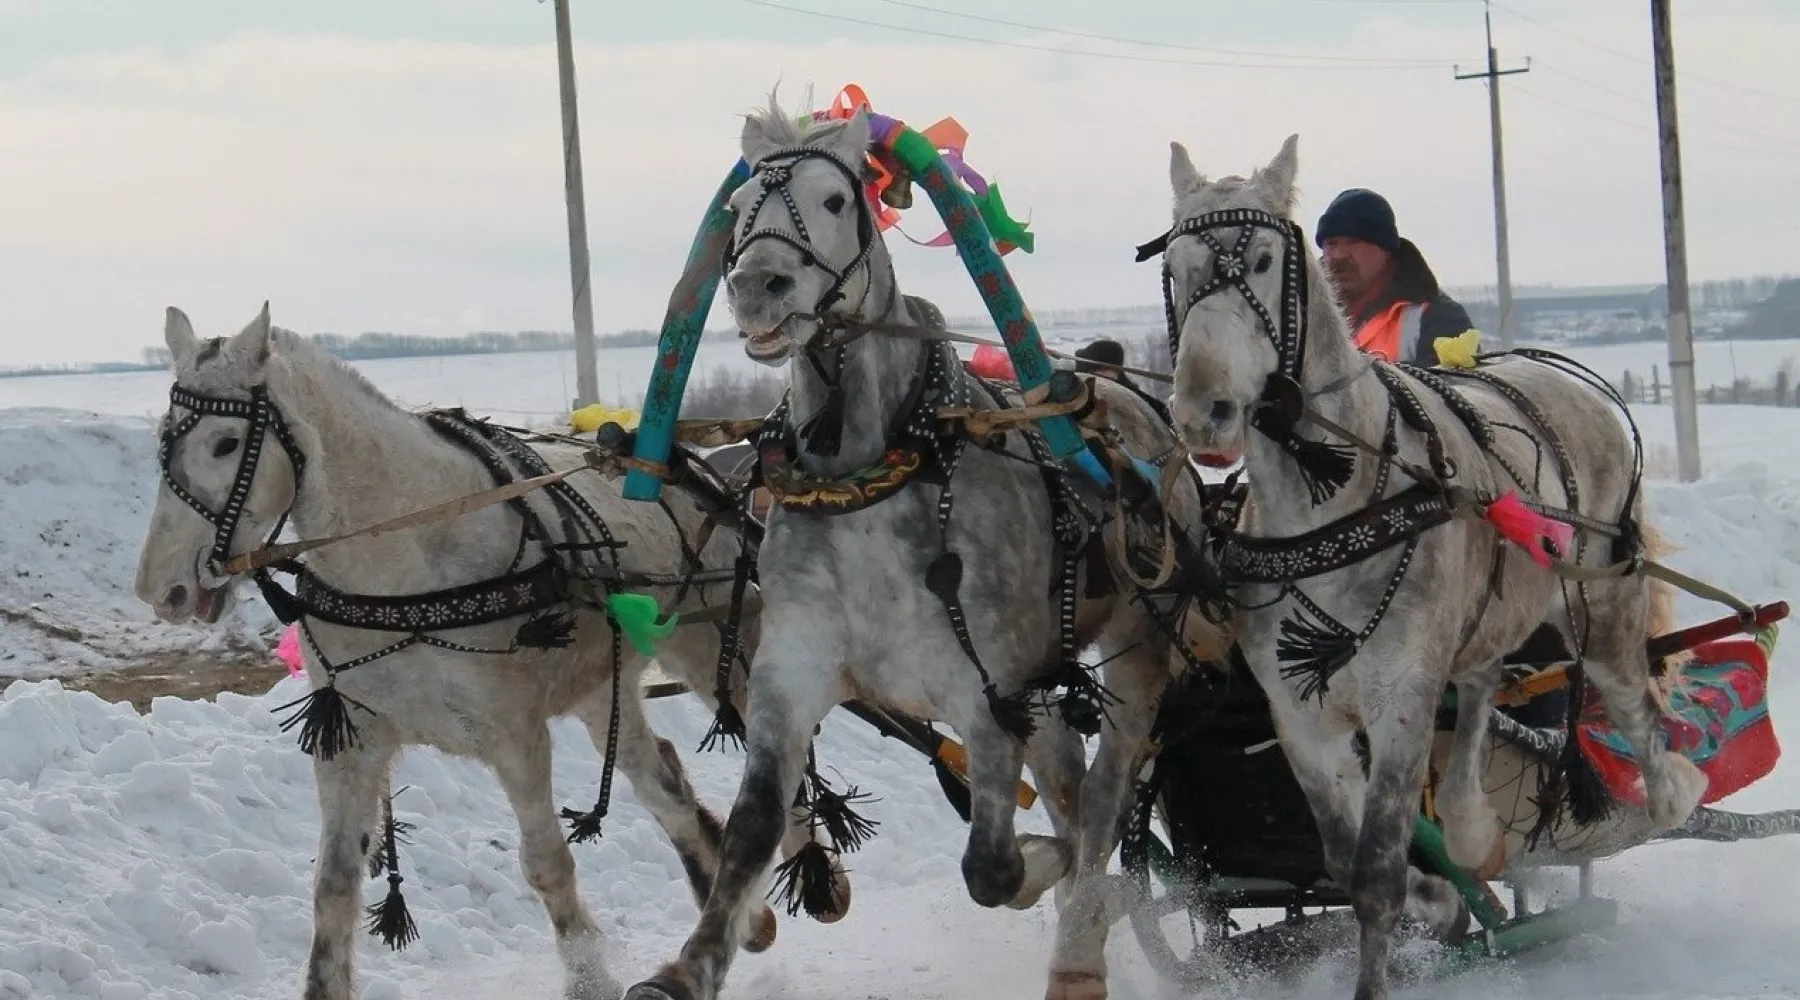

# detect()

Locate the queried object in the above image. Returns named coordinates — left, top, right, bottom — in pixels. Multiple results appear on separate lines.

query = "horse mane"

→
left=742, top=88, right=860, bottom=153
left=266, top=325, right=408, bottom=416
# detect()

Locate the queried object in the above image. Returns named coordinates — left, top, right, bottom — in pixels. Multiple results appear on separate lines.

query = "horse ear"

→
left=741, top=89, right=787, bottom=167
left=1255, top=134, right=1300, bottom=213
left=829, top=107, right=873, bottom=165
left=229, top=301, right=274, bottom=369
left=164, top=306, right=200, bottom=367
left=1169, top=141, right=1205, bottom=196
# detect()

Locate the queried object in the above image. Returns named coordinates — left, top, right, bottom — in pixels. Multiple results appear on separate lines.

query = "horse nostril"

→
left=764, top=274, right=795, bottom=296
left=1210, top=400, right=1238, bottom=423
left=164, top=584, right=188, bottom=608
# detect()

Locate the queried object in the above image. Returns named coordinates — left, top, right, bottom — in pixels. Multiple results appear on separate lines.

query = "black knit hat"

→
left=1074, top=339, right=1126, bottom=368
left=1315, top=188, right=1402, bottom=253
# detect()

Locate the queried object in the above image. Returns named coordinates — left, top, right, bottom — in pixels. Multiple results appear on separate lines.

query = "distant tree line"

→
left=127, top=327, right=745, bottom=371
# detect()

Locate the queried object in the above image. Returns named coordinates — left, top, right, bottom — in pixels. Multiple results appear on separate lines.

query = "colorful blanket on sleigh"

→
left=1577, top=634, right=1781, bottom=806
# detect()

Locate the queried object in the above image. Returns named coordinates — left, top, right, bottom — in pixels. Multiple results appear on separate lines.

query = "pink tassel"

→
left=1486, top=490, right=1575, bottom=569
left=275, top=622, right=306, bottom=679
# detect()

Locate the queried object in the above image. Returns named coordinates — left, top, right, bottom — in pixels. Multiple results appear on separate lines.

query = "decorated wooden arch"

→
left=620, top=85, right=1110, bottom=503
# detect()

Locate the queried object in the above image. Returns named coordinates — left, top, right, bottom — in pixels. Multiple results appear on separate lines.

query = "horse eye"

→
left=823, top=193, right=847, bottom=215
left=213, top=436, right=241, bottom=459
left=1254, top=252, right=1273, bottom=274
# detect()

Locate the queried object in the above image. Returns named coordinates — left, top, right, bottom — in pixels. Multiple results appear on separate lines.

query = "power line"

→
left=1507, top=83, right=1794, bottom=160
left=1491, top=0, right=1799, bottom=106
left=739, top=0, right=1450, bottom=71
left=865, top=0, right=1454, bottom=64
left=1533, top=62, right=1800, bottom=152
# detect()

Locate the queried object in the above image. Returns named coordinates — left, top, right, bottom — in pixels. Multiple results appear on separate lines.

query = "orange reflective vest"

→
left=1353, top=301, right=1427, bottom=363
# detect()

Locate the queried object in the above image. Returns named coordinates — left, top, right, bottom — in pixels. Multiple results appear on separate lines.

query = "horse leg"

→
left=1575, top=584, right=1707, bottom=830
left=1349, top=663, right=1462, bottom=1000
left=963, top=703, right=1074, bottom=912
left=625, top=663, right=841, bottom=1000
left=488, top=722, right=617, bottom=1000
left=571, top=684, right=780, bottom=954
left=303, top=732, right=399, bottom=1000
left=1044, top=642, right=1167, bottom=1000
left=1437, top=670, right=1504, bottom=872
left=1020, top=708, right=1087, bottom=908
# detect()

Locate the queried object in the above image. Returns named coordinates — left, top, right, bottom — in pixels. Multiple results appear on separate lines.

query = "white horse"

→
left=1150, top=137, right=1707, bottom=999
left=133, top=305, right=847, bottom=1000
left=623, top=94, right=1208, bottom=1000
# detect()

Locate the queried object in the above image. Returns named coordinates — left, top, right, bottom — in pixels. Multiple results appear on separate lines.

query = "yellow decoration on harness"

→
left=570, top=404, right=641, bottom=434
left=1433, top=329, right=1482, bottom=369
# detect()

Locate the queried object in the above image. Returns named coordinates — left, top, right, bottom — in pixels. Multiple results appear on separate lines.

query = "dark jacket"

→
left=1350, top=239, right=1475, bottom=367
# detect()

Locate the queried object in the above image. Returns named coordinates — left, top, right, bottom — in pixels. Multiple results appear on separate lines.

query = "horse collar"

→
left=758, top=342, right=959, bottom=515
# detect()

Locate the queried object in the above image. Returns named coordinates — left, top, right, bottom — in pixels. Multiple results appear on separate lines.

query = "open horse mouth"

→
left=1191, top=450, right=1242, bottom=469
left=742, top=329, right=792, bottom=363
left=194, top=585, right=229, bottom=624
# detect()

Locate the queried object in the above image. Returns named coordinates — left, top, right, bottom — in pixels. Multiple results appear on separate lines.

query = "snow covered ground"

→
left=3, top=363, right=1800, bottom=998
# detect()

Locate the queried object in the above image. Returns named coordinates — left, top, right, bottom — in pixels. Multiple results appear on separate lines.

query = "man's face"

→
left=1321, top=236, right=1392, bottom=302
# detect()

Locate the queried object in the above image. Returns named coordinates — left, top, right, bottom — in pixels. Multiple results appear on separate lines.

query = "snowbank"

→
left=0, top=409, right=277, bottom=680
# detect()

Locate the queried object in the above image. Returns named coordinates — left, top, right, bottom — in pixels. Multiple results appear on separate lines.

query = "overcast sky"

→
left=3, top=0, right=1796, bottom=365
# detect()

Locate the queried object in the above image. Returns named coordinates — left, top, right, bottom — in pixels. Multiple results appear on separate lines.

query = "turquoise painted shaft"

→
left=886, top=128, right=1111, bottom=487
left=624, top=158, right=753, bottom=502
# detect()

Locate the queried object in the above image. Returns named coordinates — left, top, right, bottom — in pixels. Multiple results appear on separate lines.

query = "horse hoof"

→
left=624, top=976, right=695, bottom=1000
left=1046, top=969, right=1107, bottom=1000
left=1006, top=835, right=1074, bottom=910
left=804, top=853, right=853, bottom=924
left=744, top=905, right=779, bottom=952
left=1648, top=754, right=1708, bottom=830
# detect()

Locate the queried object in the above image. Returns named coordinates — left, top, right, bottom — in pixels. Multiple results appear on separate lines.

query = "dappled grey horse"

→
left=134, top=305, right=843, bottom=1000
left=624, top=94, right=1207, bottom=1000
left=1149, top=136, right=1706, bottom=1000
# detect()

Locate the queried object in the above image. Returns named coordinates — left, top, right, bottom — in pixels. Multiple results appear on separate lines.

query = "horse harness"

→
left=156, top=377, right=742, bottom=847
left=1137, top=206, right=1649, bottom=709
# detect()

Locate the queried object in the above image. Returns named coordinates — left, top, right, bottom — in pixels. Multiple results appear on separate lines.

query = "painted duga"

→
left=622, top=93, right=1212, bottom=1000
left=1153, top=135, right=1706, bottom=999
left=132, top=305, right=845, bottom=1000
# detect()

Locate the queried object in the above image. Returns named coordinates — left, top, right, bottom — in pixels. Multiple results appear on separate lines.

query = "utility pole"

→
left=553, top=0, right=599, bottom=409
left=1651, top=0, right=1701, bottom=482
left=1455, top=0, right=1529, bottom=351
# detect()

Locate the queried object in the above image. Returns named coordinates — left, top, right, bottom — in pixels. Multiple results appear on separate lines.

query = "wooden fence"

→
left=1615, top=364, right=1800, bottom=407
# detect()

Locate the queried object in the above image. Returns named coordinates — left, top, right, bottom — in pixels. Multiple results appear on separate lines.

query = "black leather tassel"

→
left=1275, top=607, right=1357, bottom=704
left=768, top=841, right=845, bottom=919
left=273, top=682, right=365, bottom=760
left=798, top=382, right=847, bottom=458
left=253, top=569, right=305, bottom=624
left=1274, top=427, right=1356, bottom=505
left=806, top=771, right=879, bottom=853
left=515, top=608, right=577, bottom=650
left=558, top=802, right=608, bottom=844
left=364, top=875, right=419, bottom=951
left=983, top=683, right=1038, bottom=743
left=698, top=700, right=748, bottom=754
left=364, top=793, right=419, bottom=950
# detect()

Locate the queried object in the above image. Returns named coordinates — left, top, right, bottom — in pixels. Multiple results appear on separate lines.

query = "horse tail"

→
left=1639, top=515, right=1694, bottom=710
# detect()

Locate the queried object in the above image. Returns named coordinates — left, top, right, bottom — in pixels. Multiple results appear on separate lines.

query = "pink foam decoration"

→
left=275, top=622, right=305, bottom=678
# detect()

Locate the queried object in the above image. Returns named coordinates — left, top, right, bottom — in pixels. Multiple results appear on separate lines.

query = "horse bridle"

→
left=725, top=145, right=879, bottom=319
left=1136, top=206, right=1313, bottom=409
left=158, top=381, right=307, bottom=580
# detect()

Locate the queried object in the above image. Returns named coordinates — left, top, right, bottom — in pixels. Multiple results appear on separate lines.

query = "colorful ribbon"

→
left=814, top=84, right=1034, bottom=256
